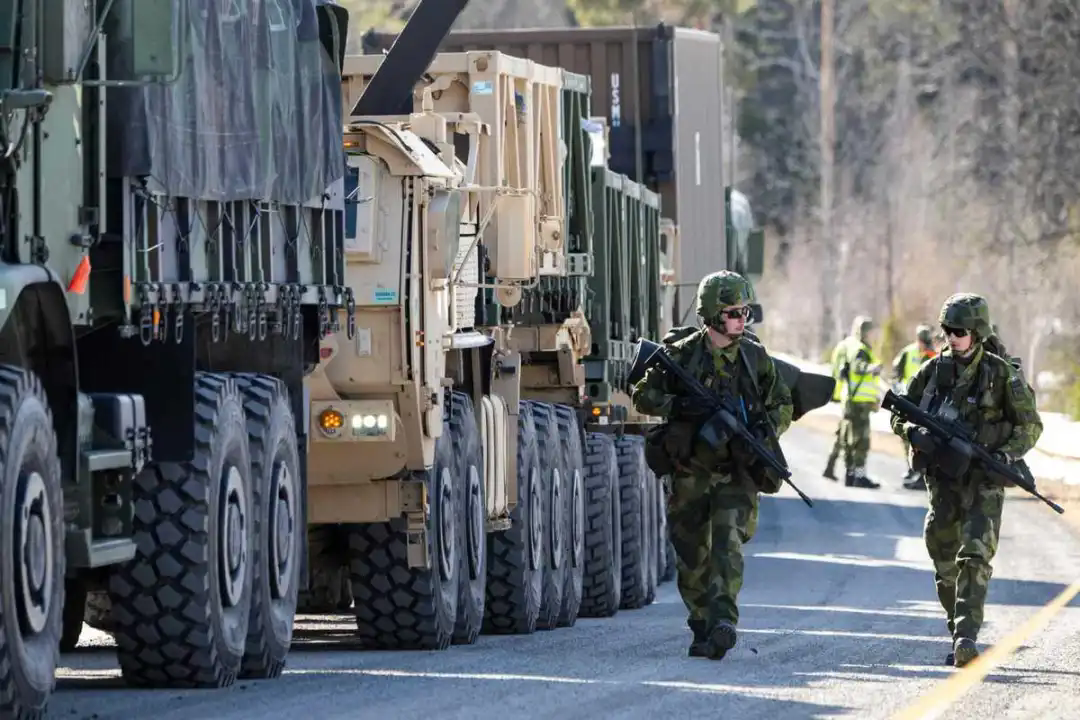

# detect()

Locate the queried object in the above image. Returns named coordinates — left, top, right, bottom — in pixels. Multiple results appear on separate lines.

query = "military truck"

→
left=0, top=1, right=352, bottom=715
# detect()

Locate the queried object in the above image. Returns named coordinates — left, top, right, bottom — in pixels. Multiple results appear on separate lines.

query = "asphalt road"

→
left=50, top=425, right=1080, bottom=720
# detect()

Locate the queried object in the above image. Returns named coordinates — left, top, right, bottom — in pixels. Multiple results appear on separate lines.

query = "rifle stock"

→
left=881, top=389, right=1064, bottom=515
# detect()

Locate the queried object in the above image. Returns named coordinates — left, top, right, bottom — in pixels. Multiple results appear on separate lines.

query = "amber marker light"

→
left=318, top=408, right=345, bottom=435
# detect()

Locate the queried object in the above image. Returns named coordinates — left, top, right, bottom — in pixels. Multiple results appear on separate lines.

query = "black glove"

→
left=992, top=450, right=1016, bottom=465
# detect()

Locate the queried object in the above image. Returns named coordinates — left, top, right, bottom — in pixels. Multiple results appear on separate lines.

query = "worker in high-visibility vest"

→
left=837, top=315, right=882, bottom=488
left=892, top=324, right=937, bottom=490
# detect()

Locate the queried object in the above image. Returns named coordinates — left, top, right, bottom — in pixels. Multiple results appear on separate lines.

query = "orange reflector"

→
left=591, top=407, right=602, bottom=416
left=67, top=255, right=91, bottom=294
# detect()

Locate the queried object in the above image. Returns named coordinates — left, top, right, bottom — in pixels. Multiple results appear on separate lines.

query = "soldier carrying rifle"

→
left=886, top=293, right=1044, bottom=668
left=630, top=271, right=794, bottom=661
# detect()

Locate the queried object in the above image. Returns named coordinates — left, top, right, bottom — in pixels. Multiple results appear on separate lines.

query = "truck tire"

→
left=530, top=402, right=565, bottom=631
left=615, top=435, right=649, bottom=610
left=0, top=366, right=64, bottom=718
left=348, top=411, right=460, bottom=650
left=578, top=432, right=621, bottom=618
left=296, top=525, right=351, bottom=613
left=60, top=579, right=87, bottom=652
left=231, top=374, right=300, bottom=679
left=451, top=391, right=486, bottom=645
left=110, top=372, right=254, bottom=688
left=554, top=405, right=584, bottom=627
left=483, top=403, right=542, bottom=635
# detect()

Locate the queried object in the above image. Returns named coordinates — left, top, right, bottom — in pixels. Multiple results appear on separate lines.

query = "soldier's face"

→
left=720, top=304, right=749, bottom=335
left=942, top=325, right=973, bottom=353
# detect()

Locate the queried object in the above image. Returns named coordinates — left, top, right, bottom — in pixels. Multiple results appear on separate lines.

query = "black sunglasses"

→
left=941, top=325, right=969, bottom=338
left=721, top=306, right=752, bottom=321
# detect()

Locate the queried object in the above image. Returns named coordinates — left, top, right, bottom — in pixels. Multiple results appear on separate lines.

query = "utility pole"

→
left=819, top=0, right=836, bottom=350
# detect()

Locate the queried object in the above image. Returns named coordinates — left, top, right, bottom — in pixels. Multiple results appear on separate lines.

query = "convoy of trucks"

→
left=0, top=1, right=812, bottom=717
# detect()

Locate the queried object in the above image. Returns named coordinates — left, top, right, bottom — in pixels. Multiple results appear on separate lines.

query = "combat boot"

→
left=688, top=619, right=709, bottom=658
left=848, top=467, right=880, bottom=489
left=823, top=457, right=838, bottom=480
left=902, top=473, right=926, bottom=491
left=706, top=620, right=738, bottom=660
left=952, top=637, right=979, bottom=667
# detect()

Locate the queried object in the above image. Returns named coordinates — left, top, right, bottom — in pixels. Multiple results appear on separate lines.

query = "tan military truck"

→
left=297, top=48, right=672, bottom=651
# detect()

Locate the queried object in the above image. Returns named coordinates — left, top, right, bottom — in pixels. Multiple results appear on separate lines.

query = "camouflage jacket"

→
left=890, top=345, right=1043, bottom=460
left=631, top=328, right=794, bottom=478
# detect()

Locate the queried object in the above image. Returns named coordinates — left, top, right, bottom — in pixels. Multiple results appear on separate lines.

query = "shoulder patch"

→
left=1008, top=375, right=1027, bottom=400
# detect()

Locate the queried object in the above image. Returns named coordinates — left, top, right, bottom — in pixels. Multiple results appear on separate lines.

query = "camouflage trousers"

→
left=924, top=474, right=1004, bottom=641
left=668, top=473, right=759, bottom=632
left=842, top=403, right=875, bottom=468
left=826, top=419, right=846, bottom=467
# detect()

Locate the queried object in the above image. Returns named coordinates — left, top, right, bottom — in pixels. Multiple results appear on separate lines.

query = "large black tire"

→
left=483, top=403, right=542, bottom=635
left=451, top=392, right=486, bottom=645
left=110, top=373, right=254, bottom=688
left=59, top=580, right=87, bottom=653
left=231, top=374, right=301, bottom=679
left=0, top=367, right=64, bottom=718
left=615, top=435, right=649, bottom=610
left=578, top=432, right=621, bottom=618
left=554, top=406, right=584, bottom=627
left=348, top=409, right=460, bottom=650
left=296, top=525, right=351, bottom=613
left=531, top=402, right=565, bottom=631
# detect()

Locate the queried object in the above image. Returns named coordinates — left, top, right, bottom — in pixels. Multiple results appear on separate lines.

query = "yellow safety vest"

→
left=896, top=342, right=934, bottom=385
left=841, top=339, right=880, bottom=405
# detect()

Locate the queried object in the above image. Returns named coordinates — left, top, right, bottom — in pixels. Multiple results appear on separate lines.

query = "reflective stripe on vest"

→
left=844, top=341, right=881, bottom=404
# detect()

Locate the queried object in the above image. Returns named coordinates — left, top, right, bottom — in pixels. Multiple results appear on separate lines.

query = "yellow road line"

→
left=891, top=578, right=1080, bottom=720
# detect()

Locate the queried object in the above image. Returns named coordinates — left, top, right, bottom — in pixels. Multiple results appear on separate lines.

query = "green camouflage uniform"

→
left=890, top=294, right=1042, bottom=666
left=631, top=271, right=793, bottom=660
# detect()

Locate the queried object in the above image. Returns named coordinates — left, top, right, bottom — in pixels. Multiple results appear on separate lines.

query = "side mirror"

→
left=750, top=303, right=764, bottom=324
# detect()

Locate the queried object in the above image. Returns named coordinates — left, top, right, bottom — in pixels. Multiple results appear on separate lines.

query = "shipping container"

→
left=362, top=24, right=729, bottom=316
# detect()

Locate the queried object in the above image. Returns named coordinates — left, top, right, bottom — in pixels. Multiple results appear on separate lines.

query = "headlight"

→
left=350, top=413, right=390, bottom=436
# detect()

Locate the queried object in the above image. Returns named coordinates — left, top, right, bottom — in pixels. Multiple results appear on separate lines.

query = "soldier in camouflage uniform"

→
left=631, top=271, right=793, bottom=660
left=890, top=293, right=1042, bottom=668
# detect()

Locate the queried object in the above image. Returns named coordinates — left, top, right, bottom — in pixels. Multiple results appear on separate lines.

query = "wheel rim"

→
left=528, top=465, right=542, bottom=572
left=16, top=470, right=53, bottom=636
left=550, top=469, right=563, bottom=570
left=571, top=469, right=584, bottom=569
left=437, top=467, right=455, bottom=582
left=269, top=460, right=296, bottom=599
left=466, top=463, right=483, bottom=579
left=219, top=464, right=249, bottom=608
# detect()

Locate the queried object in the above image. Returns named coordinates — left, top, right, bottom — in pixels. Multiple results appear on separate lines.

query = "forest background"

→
left=341, top=0, right=1080, bottom=419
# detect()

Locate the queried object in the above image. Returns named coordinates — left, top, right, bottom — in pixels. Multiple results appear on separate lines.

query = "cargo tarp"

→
left=106, top=0, right=345, bottom=204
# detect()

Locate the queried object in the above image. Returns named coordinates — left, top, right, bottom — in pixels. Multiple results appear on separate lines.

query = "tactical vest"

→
left=917, top=351, right=1015, bottom=451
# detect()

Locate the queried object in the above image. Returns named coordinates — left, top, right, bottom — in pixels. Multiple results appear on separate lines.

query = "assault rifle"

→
left=629, top=339, right=813, bottom=508
left=881, top=389, right=1064, bottom=514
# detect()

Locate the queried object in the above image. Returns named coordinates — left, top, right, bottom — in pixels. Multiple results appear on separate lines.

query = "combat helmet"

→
left=850, top=315, right=874, bottom=339
left=696, top=270, right=755, bottom=328
left=938, top=293, right=993, bottom=341
left=916, top=324, right=933, bottom=345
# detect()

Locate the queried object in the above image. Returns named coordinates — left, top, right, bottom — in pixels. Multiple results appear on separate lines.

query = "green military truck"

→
left=0, top=1, right=353, bottom=715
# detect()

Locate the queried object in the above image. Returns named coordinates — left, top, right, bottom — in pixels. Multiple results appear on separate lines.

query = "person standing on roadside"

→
left=892, top=324, right=937, bottom=490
